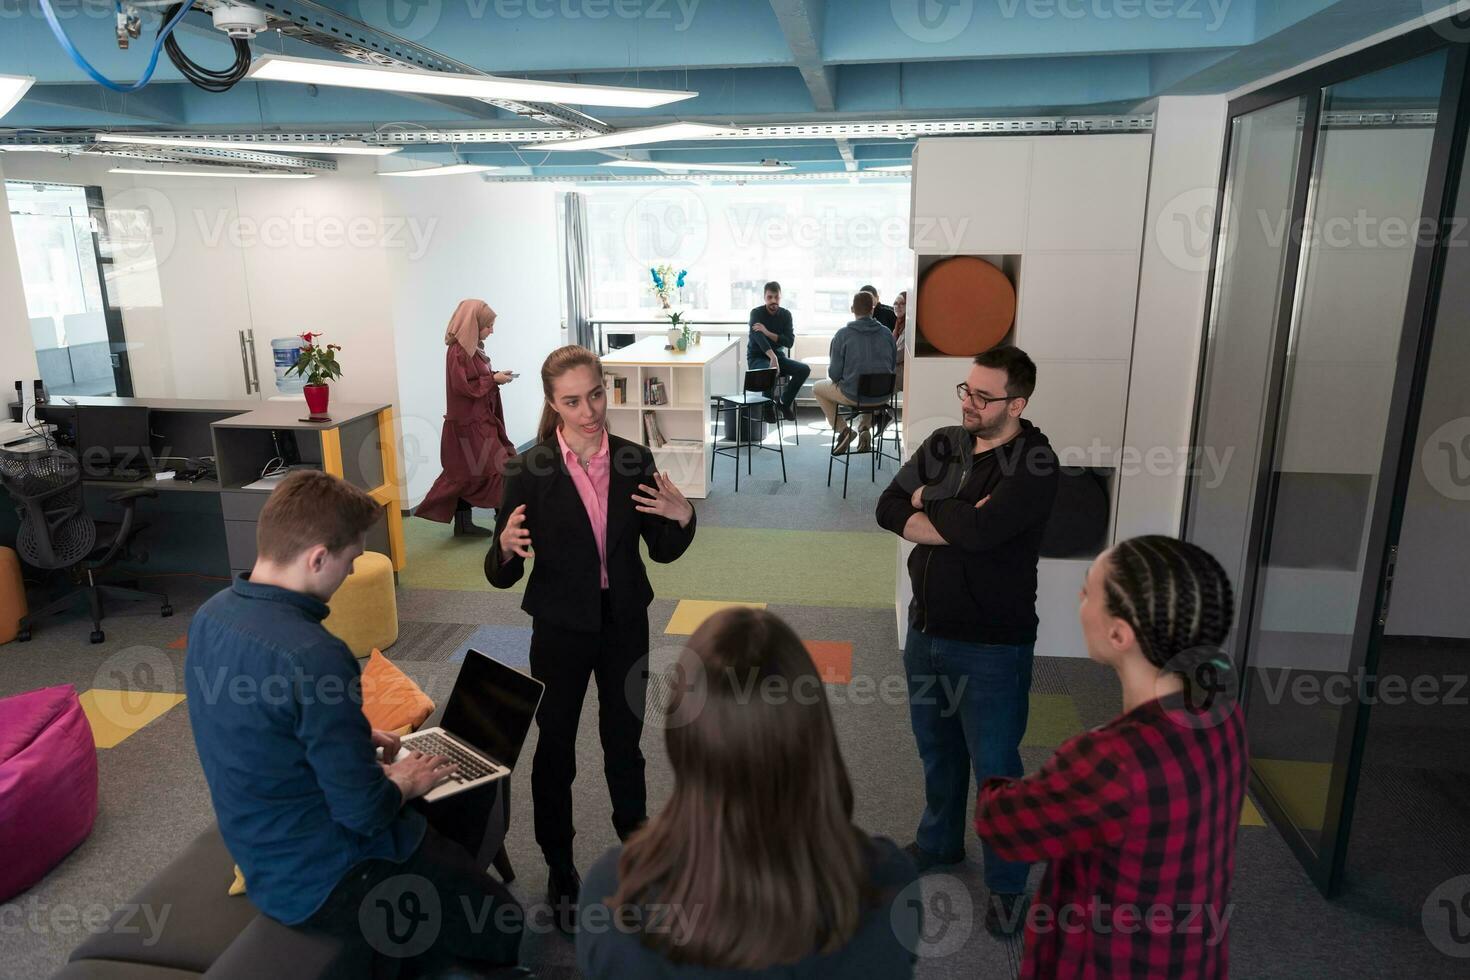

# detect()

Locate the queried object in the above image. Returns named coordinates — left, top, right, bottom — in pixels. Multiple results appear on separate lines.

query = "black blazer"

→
left=484, top=434, right=697, bottom=632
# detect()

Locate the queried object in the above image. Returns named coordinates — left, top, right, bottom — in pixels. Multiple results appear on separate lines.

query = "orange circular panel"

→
left=917, top=257, right=1016, bottom=356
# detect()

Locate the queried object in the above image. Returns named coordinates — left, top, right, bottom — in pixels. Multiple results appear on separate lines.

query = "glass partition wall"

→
left=1184, top=28, right=1470, bottom=896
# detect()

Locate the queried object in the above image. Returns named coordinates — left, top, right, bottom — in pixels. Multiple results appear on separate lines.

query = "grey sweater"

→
left=829, top=317, right=898, bottom=400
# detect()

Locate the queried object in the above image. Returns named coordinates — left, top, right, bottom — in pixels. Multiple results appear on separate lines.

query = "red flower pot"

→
left=304, top=384, right=330, bottom=416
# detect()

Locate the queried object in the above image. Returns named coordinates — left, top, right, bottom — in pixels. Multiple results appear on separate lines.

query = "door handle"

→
left=244, top=329, right=261, bottom=394
left=1378, top=544, right=1398, bottom=627
left=238, top=330, right=254, bottom=395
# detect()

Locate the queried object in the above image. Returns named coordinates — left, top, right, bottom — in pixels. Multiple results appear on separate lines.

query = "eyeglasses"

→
left=956, top=384, right=1019, bottom=409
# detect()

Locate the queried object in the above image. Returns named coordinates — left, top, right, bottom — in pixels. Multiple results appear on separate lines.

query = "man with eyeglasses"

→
left=874, top=346, right=1059, bottom=937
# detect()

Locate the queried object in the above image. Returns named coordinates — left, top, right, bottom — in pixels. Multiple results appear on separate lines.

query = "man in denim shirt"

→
left=186, top=471, right=525, bottom=972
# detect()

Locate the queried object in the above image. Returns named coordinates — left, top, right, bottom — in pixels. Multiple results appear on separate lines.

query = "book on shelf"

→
left=604, top=373, right=627, bottom=404
left=642, top=410, right=667, bottom=448
left=643, top=377, right=668, bottom=406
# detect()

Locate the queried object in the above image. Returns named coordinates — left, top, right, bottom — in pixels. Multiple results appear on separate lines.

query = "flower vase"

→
left=304, top=384, right=330, bottom=417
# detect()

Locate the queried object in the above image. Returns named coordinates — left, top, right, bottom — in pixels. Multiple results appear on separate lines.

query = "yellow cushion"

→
left=360, top=648, right=435, bottom=734
left=323, top=551, right=398, bottom=659
left=229, top=865, right=246, bottom=896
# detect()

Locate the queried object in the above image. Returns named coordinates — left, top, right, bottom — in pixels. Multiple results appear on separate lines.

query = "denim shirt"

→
left=185, top=575, right=425, bottom=925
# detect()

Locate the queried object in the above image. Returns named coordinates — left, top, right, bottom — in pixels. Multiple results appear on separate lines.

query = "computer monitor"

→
left=76, top=406, right=153, bottom=476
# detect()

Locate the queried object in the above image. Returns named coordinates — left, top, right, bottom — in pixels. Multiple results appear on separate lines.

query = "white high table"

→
left=601, top=335, right=742, bottom=498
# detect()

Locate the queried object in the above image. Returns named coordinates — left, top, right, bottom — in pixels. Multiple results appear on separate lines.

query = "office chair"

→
left=0, top=448, right=171, bottom=644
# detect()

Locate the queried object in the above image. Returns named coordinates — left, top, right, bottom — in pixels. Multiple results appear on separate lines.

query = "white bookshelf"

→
left=601, top=335, right=742, bottom=498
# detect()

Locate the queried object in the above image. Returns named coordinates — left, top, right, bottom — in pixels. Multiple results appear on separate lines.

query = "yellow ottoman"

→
left=0, top=546, right=26, bottom=645
left=324, top=551, right=398, bottom=658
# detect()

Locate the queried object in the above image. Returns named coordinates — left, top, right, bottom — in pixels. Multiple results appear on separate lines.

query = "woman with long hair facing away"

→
left=975, top=535, right=1247, bottom=978
left=486, top=344, right=696, bottom=934
left=416, top=299, right=517, bottom=537
left=577, top=607, right=922, bottom=978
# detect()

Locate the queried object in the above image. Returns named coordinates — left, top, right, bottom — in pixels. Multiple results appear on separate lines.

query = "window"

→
left=584, top=183, right=913, bottom=331
left=6, top=180, right=123, bottom=396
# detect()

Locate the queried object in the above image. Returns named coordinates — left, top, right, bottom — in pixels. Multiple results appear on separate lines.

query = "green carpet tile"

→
left=400, top=518, right=896, bottom=608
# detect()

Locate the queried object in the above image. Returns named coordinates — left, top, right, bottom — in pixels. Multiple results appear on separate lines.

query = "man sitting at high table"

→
left=185, top=470, right=527, bottom=976
left=815, top=290, right=898, bottom=456
left=747, top=280, right=811, bottom=422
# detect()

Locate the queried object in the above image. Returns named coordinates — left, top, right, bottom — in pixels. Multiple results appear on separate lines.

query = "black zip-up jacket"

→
left=875, top=419, right=1059, bottom=644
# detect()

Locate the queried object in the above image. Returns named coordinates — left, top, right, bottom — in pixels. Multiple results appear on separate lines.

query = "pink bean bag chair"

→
left=0, top=684, right=98, bottom=901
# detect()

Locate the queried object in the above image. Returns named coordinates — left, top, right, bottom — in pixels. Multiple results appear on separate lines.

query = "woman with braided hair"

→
left=975, top=535, right=1247, bottom=979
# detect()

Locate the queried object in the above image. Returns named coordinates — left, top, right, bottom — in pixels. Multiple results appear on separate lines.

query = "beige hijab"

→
left=445, top=299, right=494, bottom=357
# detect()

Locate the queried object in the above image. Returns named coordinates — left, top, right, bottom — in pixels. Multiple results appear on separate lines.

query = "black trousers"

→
left=302, top=825, right=522, bottom=972
left=528, top=591, right=650, bottom=871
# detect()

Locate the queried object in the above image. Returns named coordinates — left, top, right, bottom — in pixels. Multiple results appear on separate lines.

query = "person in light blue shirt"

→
left=814, top=290, right=898, bottom=455
left=186, top=470, right=525, bottom=973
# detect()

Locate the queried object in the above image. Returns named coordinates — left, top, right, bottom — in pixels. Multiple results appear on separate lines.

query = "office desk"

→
left=7, top=397, right=407, bottom=578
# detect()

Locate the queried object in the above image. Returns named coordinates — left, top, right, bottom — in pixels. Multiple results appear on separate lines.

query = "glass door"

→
left=1185, top=39, right=1466, bottom=894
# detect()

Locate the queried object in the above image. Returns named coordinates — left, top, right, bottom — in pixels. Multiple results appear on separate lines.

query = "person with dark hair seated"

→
left=577, top=607, right=921, bottom=979
left=860, top=285, right=896, bottom=331
left=187, top=471, right=528, bottom=977
left=976, top=535, right=1247, bottom=978
left=746, top=280, right=810, bottom=422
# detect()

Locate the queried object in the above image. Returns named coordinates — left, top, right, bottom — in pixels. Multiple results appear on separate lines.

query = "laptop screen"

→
left=440, top=650, right=544, bottom=768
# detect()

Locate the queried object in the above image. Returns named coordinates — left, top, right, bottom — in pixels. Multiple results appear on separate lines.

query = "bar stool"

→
left=873, top=386, right=902, bottom=468
left=711, top=368, right=786, bottom=492
left=827, top=372, right=896, bottom=499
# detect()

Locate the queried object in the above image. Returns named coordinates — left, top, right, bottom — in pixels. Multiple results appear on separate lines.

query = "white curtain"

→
left=562, top=192, right=594, bottom=350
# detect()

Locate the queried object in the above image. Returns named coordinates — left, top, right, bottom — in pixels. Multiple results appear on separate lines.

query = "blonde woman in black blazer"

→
left=485, top=344, right=695, bottom=935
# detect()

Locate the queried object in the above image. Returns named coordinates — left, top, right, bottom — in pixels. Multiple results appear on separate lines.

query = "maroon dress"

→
left=416, top=345, right=515, bottom=522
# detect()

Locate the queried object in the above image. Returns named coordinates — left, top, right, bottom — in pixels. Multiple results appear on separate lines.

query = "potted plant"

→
left=285, top=331, right=342, bottom=417
left=649, top=265, right=691, bottom=349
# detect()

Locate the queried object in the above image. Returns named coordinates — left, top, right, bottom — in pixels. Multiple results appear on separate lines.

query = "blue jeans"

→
left=903, top=626, right=1034, bottom=894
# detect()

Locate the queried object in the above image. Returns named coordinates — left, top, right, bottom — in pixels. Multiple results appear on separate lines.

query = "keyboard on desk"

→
left=88, top=470, right=149, bottom=483
left=402, top=731, right=499, bottom=783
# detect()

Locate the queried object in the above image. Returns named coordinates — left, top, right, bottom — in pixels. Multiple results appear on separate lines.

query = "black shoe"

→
left=902, top=841, right=965, bottom=873
left=985, top=892, right=1027, bottom=937
left=779, top=404, right=796, bottom=422
left=547, top=865, right=581, bottom=935
left=453, top=509, right=494, bottom=537
left=616, top=818, right=648, bottom=843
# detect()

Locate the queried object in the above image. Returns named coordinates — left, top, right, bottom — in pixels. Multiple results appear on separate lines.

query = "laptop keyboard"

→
left=402, top=732, right=498, bottom=782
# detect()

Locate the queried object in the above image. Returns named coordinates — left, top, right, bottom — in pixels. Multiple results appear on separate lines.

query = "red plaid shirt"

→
left=976, top=694, right=1247, bottom=979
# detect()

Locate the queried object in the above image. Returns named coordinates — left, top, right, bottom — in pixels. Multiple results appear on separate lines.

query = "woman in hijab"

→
left=415, top=299, right=516, bottom=536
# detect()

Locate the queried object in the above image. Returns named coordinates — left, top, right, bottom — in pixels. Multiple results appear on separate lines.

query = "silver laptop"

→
left=392, top=650, right=544, bottom=803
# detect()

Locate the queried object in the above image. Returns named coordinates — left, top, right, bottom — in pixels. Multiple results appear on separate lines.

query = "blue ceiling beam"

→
left=5, top=81, right=186, bottom=125
left=839, top=55, right=1156, bottom=112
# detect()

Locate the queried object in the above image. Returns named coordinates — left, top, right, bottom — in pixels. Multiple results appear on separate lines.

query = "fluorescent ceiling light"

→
left=247, top=53, right=696, bottom=109
left=110, top=166, right=316, bottom=179
left=0, top=74, right=34, bottom=121
left=534, top=123, right=738, bottom=152
left=95, top=133, right=399, bottom=156
left=379, top=163, right=498, bottom=177
left=601, top=159, right=792, bottom=173
left=868, top=164, right=911, bottom=172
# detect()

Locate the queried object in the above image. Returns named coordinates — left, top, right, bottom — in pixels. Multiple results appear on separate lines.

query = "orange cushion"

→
left=916, top=256, right=1016, bottom=356
left=359, top=649, right=434, bottom=734
left=0, top=547, right=26, bottom=645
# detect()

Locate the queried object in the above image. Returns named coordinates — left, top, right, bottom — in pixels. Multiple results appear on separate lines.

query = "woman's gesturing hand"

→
left=633, top=471, right=694, bottom=527
left=499, top=503, right=533, bottom=562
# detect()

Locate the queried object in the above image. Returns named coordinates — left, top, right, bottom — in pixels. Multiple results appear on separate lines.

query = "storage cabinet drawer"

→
left=224, top=520, right=258, bottom=569
left=220, top=490, right=270, bottom=523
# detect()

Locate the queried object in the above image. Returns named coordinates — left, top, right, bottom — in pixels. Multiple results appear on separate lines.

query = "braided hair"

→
left=1102, top=536, right=1236, bottom=706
